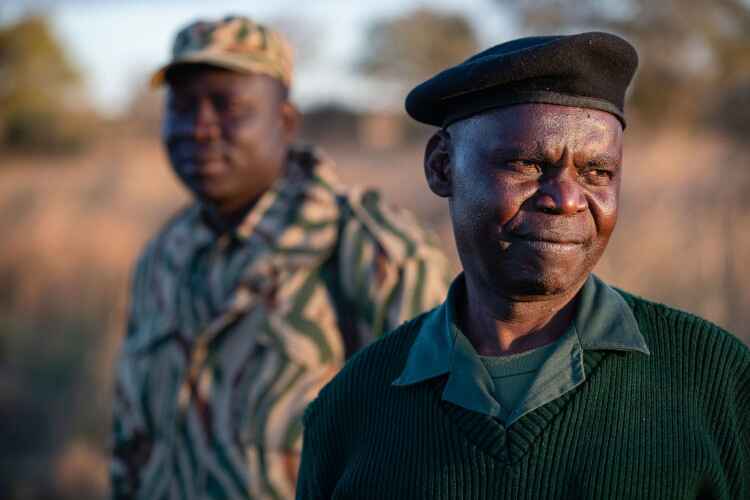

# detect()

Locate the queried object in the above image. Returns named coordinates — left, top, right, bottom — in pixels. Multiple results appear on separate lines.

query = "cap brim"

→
left=149, top=52, right=288, bottom=88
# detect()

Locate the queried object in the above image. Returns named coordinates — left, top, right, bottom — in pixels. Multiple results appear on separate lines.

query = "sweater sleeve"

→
left=715, top=329, right=750, bottom=499
left=737, top=352, right=750, bottom=494
left=296, top=399, right=340, bottom=499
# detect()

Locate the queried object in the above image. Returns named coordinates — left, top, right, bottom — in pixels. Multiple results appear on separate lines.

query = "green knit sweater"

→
left=297, top=292, right=750, bottom=499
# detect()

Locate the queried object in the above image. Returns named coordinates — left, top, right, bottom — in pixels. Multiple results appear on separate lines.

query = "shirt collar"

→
left=391, top=280, right=457, bottom=386
left=393, top=272, right=649, bottom=388
left=575, top=273, right=650, bottom=355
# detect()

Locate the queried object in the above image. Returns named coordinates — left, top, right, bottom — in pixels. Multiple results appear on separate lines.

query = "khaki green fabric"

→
left=479, top=339, right=561, bottom=421
left=111, top=146, right=450, bottom=500
left=151, top=15, right=294, bottom=88
left=393, top=273, right=650, bottom=427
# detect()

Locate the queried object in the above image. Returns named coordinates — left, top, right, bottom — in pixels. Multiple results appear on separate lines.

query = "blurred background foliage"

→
left=500, top=0, right=750, bottom=137
left=0, top=1, right=748, bottom=498
left=0, top=16, right=97, bottom=154
left=358, top=8, right=479, bottom=85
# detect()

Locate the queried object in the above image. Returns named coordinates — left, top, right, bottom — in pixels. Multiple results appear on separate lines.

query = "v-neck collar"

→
left=393, top=272, right=650, bottom=461
left=437, top=350, right=609, bottom=465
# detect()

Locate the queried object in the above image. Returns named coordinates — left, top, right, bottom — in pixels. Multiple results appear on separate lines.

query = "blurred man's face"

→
left=425, top=103, right=623, bottom=298
left=162, top=65, right=296, bottom=216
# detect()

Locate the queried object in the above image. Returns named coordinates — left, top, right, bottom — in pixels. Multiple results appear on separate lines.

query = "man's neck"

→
left=202, top=199, right=256, bottom=234
left=459, top=273, right=586, bottom=356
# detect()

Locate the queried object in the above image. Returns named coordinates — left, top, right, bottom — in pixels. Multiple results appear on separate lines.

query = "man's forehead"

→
left=450, top=104, right=623, bottom=154
left=460, top=103, right=619, bottom=130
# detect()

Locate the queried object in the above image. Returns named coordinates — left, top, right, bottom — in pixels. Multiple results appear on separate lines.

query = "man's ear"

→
left=281, top=101, right=300, bottom=143
left=424, top=129, right=453, bottom=198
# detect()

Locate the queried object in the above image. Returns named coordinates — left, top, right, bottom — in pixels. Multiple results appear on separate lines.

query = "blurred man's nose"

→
left=535, top=167, right=588, bottom=215
left=192, top=97, right=221, bottom=142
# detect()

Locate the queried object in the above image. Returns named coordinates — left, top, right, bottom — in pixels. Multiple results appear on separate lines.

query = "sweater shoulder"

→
left=618, top=289, right=750, bottom=370
left=327, top=310, right=429, bottom=390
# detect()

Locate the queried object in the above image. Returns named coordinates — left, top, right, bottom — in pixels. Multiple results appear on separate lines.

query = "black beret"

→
left=405, top=31, right=638, bottom=128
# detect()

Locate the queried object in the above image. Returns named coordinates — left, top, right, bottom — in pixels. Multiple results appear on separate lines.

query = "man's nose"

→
left=535, top=169, right=587, bottom=215
left=191, top=98, right=221, bottom=142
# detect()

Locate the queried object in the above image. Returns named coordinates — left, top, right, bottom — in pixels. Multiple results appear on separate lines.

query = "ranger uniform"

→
left=111, top=17, right=450, bottom=500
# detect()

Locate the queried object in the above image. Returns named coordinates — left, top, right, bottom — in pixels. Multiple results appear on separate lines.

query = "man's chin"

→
left=486, top=259, right=590, bottom=299
left=189, top=185, right=233, bottom=212
left=495, top=243, right=598, bottom=295
left=507, top=273, right=580, bottom=297
left=193, top=187, right=263, bottom=220
left=188, top=177, right=231, bottom=201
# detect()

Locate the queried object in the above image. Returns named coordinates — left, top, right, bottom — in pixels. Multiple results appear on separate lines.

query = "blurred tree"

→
left=0, top=15, right=94, bottom=153
left=270, top=15, right=323, bottom=71
left=300, top=102, right=361, bottom=144
left=358, top=8, right=480, bottom=86
left=123, top=71, right=164, bottom=137
left=496, top=0, right=750, bottom=129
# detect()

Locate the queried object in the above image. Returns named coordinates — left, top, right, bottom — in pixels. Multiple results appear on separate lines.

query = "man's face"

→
left=427, top=103, right=623, bottom=298
left=162, top=65, right=296, bottom=215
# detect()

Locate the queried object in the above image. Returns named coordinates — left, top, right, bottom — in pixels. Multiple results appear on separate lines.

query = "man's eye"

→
left=505, top=160, right=542, bottom=174
left=583, top=169, right=614, bottom=184
left=169, top=98, right=194, bottom=114
left=211, top=96, right=230, bottom=112
left=213, top=96, right=250, bottom=115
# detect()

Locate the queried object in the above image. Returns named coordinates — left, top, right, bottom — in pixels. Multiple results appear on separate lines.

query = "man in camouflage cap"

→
left=111, top=15, right=449, bottom=499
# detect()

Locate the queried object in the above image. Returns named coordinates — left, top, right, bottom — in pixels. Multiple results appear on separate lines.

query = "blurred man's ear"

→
left=424, top=129, right=453, bottom=198
left=281, top=101, right=300, bottom=143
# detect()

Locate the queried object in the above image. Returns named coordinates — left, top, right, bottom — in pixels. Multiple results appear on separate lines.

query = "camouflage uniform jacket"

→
left=111, top=147, right=450, bottom=499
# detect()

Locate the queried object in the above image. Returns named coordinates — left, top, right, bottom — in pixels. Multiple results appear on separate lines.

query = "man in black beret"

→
left=296, top=32, right=750, bottom=499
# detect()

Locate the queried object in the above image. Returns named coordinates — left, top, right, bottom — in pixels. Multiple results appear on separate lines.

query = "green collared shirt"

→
left=478, top=336, right=564, bottom=423
left=393, top=273, right=650, bottom=427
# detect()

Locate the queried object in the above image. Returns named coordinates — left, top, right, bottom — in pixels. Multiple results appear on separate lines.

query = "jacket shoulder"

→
left=305, top=312, right=430, bottom=420
left=339, top=187, right=446, bottom=265
left=134, top=204, right=199, bottom=268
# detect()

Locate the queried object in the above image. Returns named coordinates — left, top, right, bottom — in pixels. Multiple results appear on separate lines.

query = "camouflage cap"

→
left=151, top=15, right=293, bottom=88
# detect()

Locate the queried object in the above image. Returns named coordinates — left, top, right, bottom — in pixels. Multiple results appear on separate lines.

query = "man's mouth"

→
left=513, top=233, right=586, bottom=245
left=178, top=156, right=225, bottom=178
left=507, top=222, right=590, bottom=244
left=514, top=239, right=583, bottom=253
left=172, top=142, right=226, bottom=173
left=194, top=159, right=225, bottom=175
left=499, top=230, right=589, bottom=253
